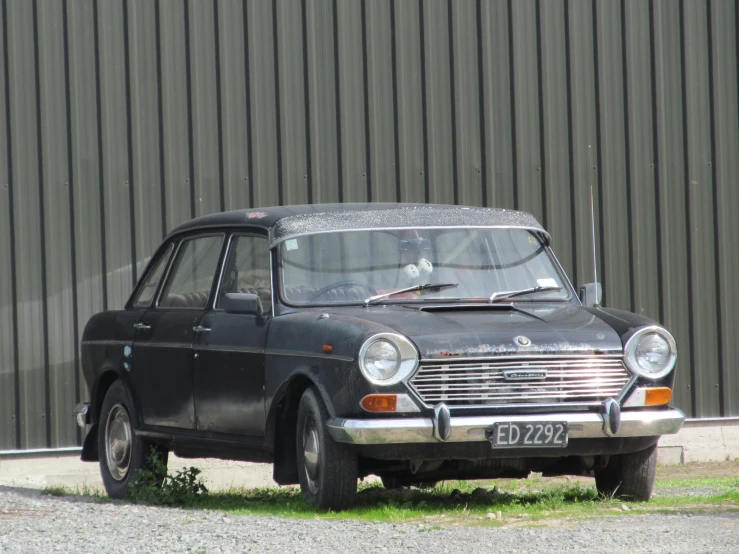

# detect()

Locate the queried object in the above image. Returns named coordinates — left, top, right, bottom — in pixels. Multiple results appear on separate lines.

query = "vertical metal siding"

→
left=334, top=1, right=368, bottom=203
left=394, top=0, right=425, bottom=203
left=651, top=0, right=692, bottom=416
left=37, top=0, right=77, bottom=448
left=450, top=1, right=482, bottom=209
left=0, top=0, right=17, bottom=449
left=6, top=0, right=47, bottom=449
left=479, top=1, right=515, bottom=209
left=66, top=0, right=105, bottom=422
left=539, top=0, right=573, bottom=274
left=711, top=0, right=739, bottom=415
left=364, top=0, right=396, bottom=202
left=0, top=0, right=737, bottom=449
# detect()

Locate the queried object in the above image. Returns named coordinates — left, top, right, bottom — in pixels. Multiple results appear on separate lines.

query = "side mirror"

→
left=579, top=282, right=602, bottom=307
left=221, top=293, right=263, bottom=316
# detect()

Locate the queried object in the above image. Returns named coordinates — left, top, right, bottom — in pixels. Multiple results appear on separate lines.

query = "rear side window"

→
left=159, top=235, right=224, bottom=309
left=131, top=243, right=174, bottom=309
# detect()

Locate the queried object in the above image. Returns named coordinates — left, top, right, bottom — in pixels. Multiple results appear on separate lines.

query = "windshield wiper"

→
left=489, top=285, right=562, bottom=303
left=364, top=283, right=458, bottom=306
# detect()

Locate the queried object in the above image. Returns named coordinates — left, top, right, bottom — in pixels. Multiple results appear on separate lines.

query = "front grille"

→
left=409, top=355, right=631, bottom=407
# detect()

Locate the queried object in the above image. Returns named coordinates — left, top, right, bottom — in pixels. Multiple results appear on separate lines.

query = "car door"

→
left=193, top=232, right=272, bottom=437
left=131, top=233, right=226, bottom=429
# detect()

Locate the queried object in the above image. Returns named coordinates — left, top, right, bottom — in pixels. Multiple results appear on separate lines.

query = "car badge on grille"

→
left=515, top=335, right=531, bottom=346
left=503, top=369, right=548, bottom=381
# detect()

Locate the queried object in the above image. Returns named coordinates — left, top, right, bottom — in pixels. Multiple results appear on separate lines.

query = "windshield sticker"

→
left=537, top=277, right=558, bottom=288
left=528, top=236, right=538, bottom=244
left=285, top=239, right=299, bottom=251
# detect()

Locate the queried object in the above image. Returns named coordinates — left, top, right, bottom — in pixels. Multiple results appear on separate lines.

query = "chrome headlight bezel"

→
left=358, top=333, right=419, bottom=386
left=623, top=325, right=677, bottom=380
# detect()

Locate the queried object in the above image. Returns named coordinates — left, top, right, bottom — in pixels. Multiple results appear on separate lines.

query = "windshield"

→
left=279, top=228, right=571, bottom=305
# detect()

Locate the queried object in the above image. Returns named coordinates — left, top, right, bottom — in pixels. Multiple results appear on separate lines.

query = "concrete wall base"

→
left=658, top=419, right=739, bottom=464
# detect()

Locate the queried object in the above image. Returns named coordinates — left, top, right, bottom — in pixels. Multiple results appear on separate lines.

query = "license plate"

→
left=488, top=421, right=568, bottom=449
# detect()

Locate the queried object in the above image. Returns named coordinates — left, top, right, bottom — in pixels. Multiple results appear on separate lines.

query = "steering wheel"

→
left=308, top=280, right=378, bottom=302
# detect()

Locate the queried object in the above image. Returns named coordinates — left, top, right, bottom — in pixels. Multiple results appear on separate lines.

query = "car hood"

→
left=329, top=303, right=624, bottom=359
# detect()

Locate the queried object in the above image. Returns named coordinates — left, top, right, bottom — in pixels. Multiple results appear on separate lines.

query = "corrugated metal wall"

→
left=0, top=0, right=737, bottom=450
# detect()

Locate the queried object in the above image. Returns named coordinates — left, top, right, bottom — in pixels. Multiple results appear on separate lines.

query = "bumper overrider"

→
left=327, top=404, right=685, bottom=445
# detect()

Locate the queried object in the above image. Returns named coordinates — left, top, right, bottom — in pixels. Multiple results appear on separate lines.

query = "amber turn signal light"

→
left=644, top=387, right=672, bottom=406
left=360, top=394, right=397, bottom=412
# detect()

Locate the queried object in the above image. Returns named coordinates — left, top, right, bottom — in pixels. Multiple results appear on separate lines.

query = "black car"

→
left=74, top=203, right=684, bottom=510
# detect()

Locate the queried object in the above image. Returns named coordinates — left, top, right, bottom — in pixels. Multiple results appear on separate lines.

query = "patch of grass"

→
left=655, top=476, right=739, bottom=488
left=181, top=476, right=739, bottom=526
left=41, top=485, right=68, bottom=497
left=43, top=462, right=739, bottom=526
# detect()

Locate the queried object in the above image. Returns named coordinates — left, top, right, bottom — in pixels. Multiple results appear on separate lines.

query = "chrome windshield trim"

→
left=327, top=408, right=686, bottom=445
left=271, top=225, right=550, bottom=248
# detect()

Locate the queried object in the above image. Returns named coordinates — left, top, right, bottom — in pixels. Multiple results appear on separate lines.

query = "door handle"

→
left=193, top=325, right=211, bottom=333
left=133, top=323, right=151, bottom=331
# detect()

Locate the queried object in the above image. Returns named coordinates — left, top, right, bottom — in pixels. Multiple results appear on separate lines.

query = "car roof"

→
left=167, top=203, right=550, bottom=246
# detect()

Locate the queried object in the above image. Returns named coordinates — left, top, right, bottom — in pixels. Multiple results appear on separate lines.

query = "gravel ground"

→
left=1, top=486, right=738, bottom=553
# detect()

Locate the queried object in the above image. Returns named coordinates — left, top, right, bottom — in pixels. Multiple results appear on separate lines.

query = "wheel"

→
left=594, top=443, right=658, bottom=501
left=296, top=387, right=358, bottom=510
left=308, top=280, right=377, bottom=302
left=98, top=380, right=168, bottom=499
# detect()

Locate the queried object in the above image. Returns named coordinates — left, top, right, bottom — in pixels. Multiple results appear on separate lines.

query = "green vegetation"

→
left=40, top=465, right=739, bottom=526
left=127, top=452, right=208, bottom=507
left=187, top=479, right=739, bottom=525
left=41, top=485, right=68, bottom=497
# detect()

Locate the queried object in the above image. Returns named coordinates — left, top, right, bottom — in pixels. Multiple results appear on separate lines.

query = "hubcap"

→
left=303, top=418, right=320, bottom=494
left=105, top=404, right=132, bottom=481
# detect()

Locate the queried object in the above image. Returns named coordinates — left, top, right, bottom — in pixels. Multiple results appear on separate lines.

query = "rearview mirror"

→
left=579, top=283, right=602, bottom=307
left=221, top=293, right=263, bottom=316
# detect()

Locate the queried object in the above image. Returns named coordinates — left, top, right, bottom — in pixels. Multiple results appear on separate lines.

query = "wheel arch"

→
left=269, top=372, right=335, bottom=485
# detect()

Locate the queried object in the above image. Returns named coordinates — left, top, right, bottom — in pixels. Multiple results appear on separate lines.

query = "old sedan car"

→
left=74, top=203, right=684, bottom=510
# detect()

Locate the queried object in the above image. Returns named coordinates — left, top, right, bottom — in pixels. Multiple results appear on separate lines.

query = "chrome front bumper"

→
left=327, top=408, right=685, bottom=445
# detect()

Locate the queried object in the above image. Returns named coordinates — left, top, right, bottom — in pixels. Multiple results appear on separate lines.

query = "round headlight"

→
left=363, top=340, right=400, bottom=380
left=624, top=326, right=677, bottom=380
left=359, top=333, right=419, bottom=386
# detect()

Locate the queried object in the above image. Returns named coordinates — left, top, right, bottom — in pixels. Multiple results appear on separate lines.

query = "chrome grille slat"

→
left=412, top=371, right=628, bottom=382
left=409, top=355, right=630, bottom=407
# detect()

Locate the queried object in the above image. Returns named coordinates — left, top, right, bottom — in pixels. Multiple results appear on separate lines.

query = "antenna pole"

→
left=588, top=145, right=599, bottom=306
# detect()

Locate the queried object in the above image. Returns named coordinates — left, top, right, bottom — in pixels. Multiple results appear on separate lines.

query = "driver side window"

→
left=159, top=235, right=224, bottom=309
left=218, top=235, right=272, bottom=313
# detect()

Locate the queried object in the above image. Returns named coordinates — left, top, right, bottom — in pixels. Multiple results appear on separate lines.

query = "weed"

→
left=127, top=450, right=208, bottom=507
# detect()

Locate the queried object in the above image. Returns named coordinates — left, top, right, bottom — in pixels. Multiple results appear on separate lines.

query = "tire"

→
left=594, top=443, right=658, bottom=501
left=296, top=388, right=358, bottom=511
left=98, top=380, right=168, bottom=499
